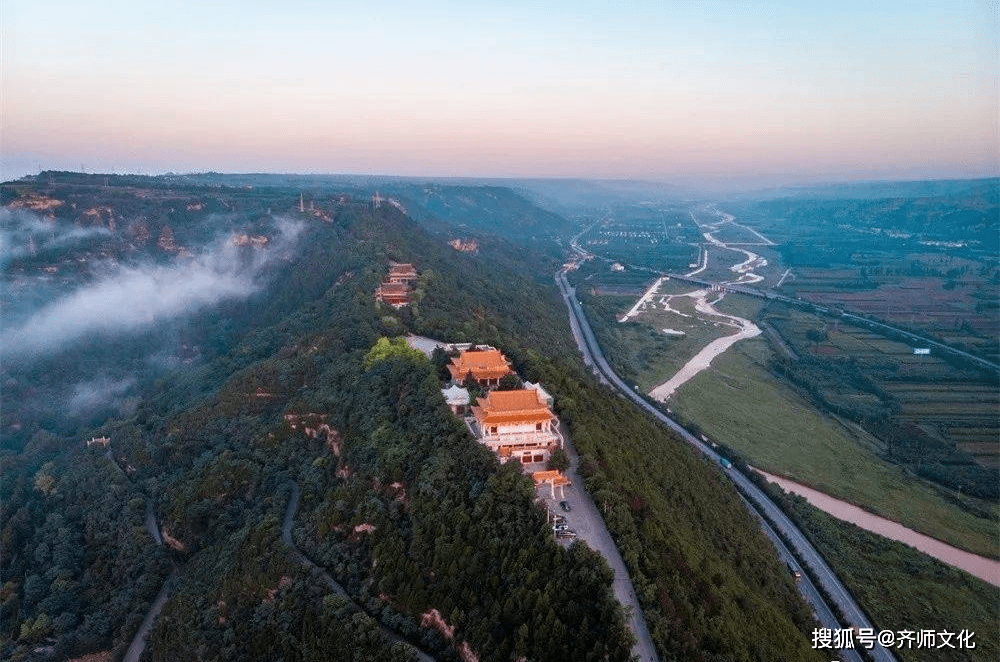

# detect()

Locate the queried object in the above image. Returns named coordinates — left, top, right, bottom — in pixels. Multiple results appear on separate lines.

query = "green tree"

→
left=496, top=373, right=522, bottom=391
left=363, top=337, right=426, bottom=368
left=547, top=447, right=570, bottom=472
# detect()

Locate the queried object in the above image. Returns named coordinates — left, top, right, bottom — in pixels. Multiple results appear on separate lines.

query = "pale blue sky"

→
left=2, top=1, right=996, bottom=186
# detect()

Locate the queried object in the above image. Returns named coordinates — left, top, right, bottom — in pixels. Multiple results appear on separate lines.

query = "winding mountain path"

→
left=281, top=483, right=435, bottom=661
left=121, top=570, right=177, bottom=662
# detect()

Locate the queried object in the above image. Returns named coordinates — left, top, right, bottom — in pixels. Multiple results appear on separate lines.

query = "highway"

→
left=556, top=267, right=897, bottom=662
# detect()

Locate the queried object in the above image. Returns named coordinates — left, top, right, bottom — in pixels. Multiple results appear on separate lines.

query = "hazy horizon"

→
left=2, top=1, right=997, bottom=186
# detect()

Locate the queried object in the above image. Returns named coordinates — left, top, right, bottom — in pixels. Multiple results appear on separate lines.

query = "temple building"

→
left=471, top=388, right=563, bottom=465
left=375, top=281, right=410, bottom=307
left=447, top=349, right=512, bottom=388
left=387, top=262, right=418, bottom=284
left=441, top=384, right=471, bottom=415
left=522, top=381, right=554, bottom=407
left=532, top=470, right=571, bottom=499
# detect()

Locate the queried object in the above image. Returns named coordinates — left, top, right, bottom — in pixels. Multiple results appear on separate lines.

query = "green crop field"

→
left=583, top=279, right=998, bottom=557
left=767, top=307, right=1000, bottom=475
left=669, top=337, right=999, bottom=557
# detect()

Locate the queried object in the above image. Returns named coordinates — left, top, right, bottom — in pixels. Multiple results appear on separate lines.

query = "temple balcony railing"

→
left=470, top=426, right=564, bottom=450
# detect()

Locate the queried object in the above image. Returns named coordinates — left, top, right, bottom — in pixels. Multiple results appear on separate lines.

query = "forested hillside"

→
left=3, top=174, right=820, bottom=661
left=383, top=183, right=575, bottom=239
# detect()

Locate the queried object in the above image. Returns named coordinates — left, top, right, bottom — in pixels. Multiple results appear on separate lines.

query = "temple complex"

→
left=375, top=262, right=419, bottom=308
left=387, top=262, right=418, bottom=284
left=522, top=381, right=554, bottom=407
left=447, top=349, right=512, bottom=388
left=471, top=387, right=563, bottom=465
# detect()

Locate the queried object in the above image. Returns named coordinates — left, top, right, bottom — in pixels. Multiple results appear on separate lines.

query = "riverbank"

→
left=758, top=469, right=1000, bottom=587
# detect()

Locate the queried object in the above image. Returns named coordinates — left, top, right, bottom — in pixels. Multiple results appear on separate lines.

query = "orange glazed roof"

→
left=472, top=388, right=556, bottom=426
left=378, top=282, right=409, bottom=294
left=447, top=349, right=512, bottom=380
left=532, top=470, right=571, bottom=486
left=389, top=263, right=417, bottom=274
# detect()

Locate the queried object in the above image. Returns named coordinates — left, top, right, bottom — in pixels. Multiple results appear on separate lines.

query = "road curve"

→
left=556, top=268, right=897, bottom=662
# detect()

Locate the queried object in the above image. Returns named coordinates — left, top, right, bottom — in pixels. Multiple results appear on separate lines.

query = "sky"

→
left=1, top=1, right=997, bottom=188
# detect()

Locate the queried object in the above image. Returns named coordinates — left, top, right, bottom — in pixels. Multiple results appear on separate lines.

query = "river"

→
left=758, top=470, right=1000, bottom=587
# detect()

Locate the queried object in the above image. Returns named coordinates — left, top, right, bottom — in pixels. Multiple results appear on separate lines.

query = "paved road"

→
left=542, top=423, right=659, bottom=662
left=122, top=569, right=178, bottom=662
left=145, top=498, right=163, bottom=546
left=282, top=483, right=435, bottom=662
left=740, top=497, right=863, bottom=662
left=556, top=268, right=898, bottom=662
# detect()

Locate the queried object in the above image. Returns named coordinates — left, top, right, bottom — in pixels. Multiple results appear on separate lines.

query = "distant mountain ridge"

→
left=733, top=177, right=998, bottom=202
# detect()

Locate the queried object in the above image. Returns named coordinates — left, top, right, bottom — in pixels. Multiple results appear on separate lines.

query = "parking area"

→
left=533, top=423, right=659, bottom=662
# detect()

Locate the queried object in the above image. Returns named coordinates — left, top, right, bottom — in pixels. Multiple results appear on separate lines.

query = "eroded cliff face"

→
left=8, top=194, right=64, bottom=215
left=157, top=225, right=180, bottom=252
left=230, top=234, right=269, bottom=247
left=448, top=238, right=479, bottom=254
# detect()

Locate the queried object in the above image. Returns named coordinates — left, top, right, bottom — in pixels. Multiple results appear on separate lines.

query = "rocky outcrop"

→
left=230, top=234, right=269, bottom=247
left=130, top=220, right=151, bottom=245
left=161, top=529, right=187, bottom=552
left=449, top=238, right=479, bottom=254
left=420, top=609, right=455, bottom=640
left=8, top=194, right=64, bottom=212
left=156, top=225, right=187, bottom=254
left=419, top=609, right=481, bottom=662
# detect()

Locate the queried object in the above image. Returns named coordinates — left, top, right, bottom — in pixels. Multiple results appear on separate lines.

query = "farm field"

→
left=582, top=281, right=763, bottom=393
left=766, top=306, right=1000, bottom=475
left=579, top=206, right=701, bottom=272
left=576, top=197, right=998, bottom=558
left=581, top=274, right=997, bottom=557
left=731, top=186, right=1000, bottom=363
left=784, top=268, right=998, bottom=361
left=668, top=337, right=999, bottom=558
